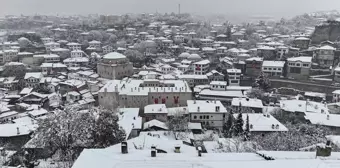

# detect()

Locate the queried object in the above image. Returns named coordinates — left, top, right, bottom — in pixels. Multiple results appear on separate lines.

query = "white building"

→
left=209, top=81, right=227, bottom=91
left=232, top=98, right=264, bottom=113
left=144, top=104, right=168, bottom=122
left=44, top=42, right=60, bottom=51
left=227, top=69, right=242, bottom=86
left=188, top=100, right=228, bottom=129
left=71, top=50, right=83, bottom=58
left=41, top=37, right=53, bottom=44
left=193, top=60, right=210, bottom=75
left=63, top=57, right=89, bottom=67
left=24, top=72, right=43, bottom=88
left=3, top=49, right=18, bottom=63
left=67, top=42, right=82, bottom=51
left=333, top=90, right=340, bottom=102
left=200, top=39, right=214, bottom=47
left=98, top=79, right=192, bottom=110
left=287, top=56, right=312, bottom=80
left=88, top=40, right=101, bottom=49
left=262, top=61, right=285, bottom=77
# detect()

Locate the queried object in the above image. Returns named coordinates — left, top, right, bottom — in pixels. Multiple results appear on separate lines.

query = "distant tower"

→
left=178, top=4, right=181, bottom=15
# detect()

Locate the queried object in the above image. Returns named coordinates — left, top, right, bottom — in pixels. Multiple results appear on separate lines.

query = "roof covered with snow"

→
left=187, top=100, right=227, bottom=113
left=233, top=113, right=288, bottom=132
left=232, top=98, right=263, bottom=109
left=262, top=61, right=285, bottom=67
left=280, top=100, right=328, bottom=114
left=287, top=56, right=312, bottom=63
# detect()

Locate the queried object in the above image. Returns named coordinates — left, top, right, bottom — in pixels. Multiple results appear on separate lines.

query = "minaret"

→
left=178, top=4, right=181, bottom=15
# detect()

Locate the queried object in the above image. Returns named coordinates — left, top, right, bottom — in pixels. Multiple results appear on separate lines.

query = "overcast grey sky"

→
left=1, top=0, right=339, bottom=18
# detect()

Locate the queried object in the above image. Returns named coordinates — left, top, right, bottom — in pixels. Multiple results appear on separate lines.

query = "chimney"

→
left=174, top=145, right=181, bottom=153
left=241, top=90, right=245, bottom=95
left=104, top=88, right=107, bottom=92
left=194, top=100, right=196, bottom=104
left=151, top=146, right=157, bottom=157
left=271, top=124, right=275, bottom=129
left=276, top=124, right=279, bottom=129
left=197, top=107, right=200, bottom=112
left=133, top=117, right=136, bottom=120
left=215, top=106, right=220, bottom=112
left=246, top=98, right=250, bottom=101
left=17, top=127, right=20, bottom=135
left=131, top=88, right=133, bottom=92
left=327, top=115, right=330, bottom=120
left=121, top=141, right=128, bottom=154
left=198, top=146, right=202, bottom=157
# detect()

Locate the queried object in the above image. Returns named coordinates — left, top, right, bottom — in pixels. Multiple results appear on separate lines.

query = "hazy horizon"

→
left=1, top=0, right=340, bottom=19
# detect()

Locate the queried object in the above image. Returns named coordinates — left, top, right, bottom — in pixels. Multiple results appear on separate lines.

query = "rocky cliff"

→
left=311, top=20, right=340, bottom=44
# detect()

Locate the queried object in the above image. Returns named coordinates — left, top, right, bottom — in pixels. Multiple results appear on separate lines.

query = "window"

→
left=296, top=63, right=301, bottom=67
left=206, top=116, right=209, bottom=119
left=194, top=115, right=197, bottom=119
left=263, top=67, right=267, bottom=70
left=278, top=68, right=282, bottom=71
left=302, top=63, right=309, bottom=67
left=290, top=67, right=301, bottom=73
left=268, top=68, right=272, bottom=70
left=199, top=116, right=202, bottom=119
left=273, top=68, right=277, bottom=70
left=203, top=116, right=206, bottom=119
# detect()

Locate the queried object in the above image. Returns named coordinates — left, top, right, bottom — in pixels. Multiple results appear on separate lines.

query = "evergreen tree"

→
left=233, top=113, right=244, bottom=136
left=223, top=111, right=234, bottom=138
left=244, top=115, right=250, bottom=140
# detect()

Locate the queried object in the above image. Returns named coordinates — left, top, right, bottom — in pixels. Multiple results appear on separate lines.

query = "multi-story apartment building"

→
left=97, top=52, right=133, bottom=79
left=262, top=61, right=285, bottom=77
left=315, top=45, right=335, bottom=67
left=227, top=69, right=242, bottom=86
left=71, top=50, right=83, bottom=58
left=3, top=49, right=18, bottom=63
left=88, top=40, right=101, bottom=50
left=178, top=75, right=209, bottom=88
left=287, top=56, right=312, bottom=80
left=44, top=42, right=60, bottom=52
left=98, top=79, right=192, bottom=110
left=245, top=57, right=263, bottom=77
left=200, top=39, right=214, bottom=48
left=193, top=60, right=210, bottom=75
left=24, top=72, right=43, bottom=88
left=66, top=42, right=82, bottom=51
left=293, top=37, right=310, bottom=50
left=188, top=100, right=228, bottom=129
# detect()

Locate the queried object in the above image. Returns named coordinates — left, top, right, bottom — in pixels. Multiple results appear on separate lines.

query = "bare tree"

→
left=166, top=111, right=189, bottom=140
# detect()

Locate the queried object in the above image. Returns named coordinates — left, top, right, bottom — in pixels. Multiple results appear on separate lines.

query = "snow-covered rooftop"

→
left=103, top=52, right=127, bottom=60
left=187, top=100, right=227, bottom=113
left=24, top=72, right=42, bottom=79
left=145, top=104, right=168, bottom=114
left=262, top=61, right=285, bottom=67
left=118, top=108, right=142, bottom=137
left=72, top=137, right=340, bottom=168
left=99, top=79, right=190, bottom=95
left=318, top=45, right=336, bottom=50
left=233, top=113, right=288, bottom=132
left=143, top=119, right=168, bottom=130
left=280, top=100, right=328, bottom=114
left=287, top=56, right=312, bottom=63
left=232, top=98, right=263, bottom=109
left=304, top=113, right=340, bottom=127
